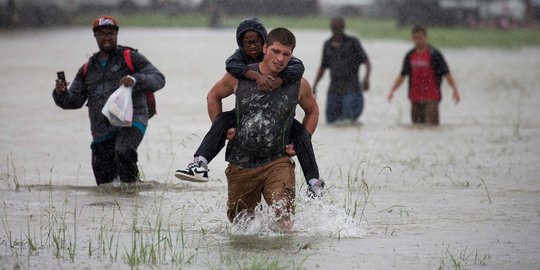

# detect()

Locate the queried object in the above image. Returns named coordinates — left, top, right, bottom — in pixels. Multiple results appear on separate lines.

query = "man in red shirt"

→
left=388, top=25, right=460, bottom=125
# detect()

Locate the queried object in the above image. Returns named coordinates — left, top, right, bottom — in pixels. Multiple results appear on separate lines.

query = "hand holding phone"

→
left=56, top=71, right=67, bottom=94
left=57, top=71, right=66, bottom=87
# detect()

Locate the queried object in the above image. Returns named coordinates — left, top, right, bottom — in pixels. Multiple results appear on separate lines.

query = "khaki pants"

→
left=225, top=156, right=296, bottom=224
left=411, top=100, right=440, bottom=125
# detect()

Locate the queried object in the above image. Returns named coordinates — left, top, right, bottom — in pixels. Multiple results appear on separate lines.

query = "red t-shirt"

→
left=409, top=50, right=440, bottom=102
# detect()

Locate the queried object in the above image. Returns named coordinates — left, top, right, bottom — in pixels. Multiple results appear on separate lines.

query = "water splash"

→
left=293, top=194, right=368, bottom=238
left=229, top=193, right=367, bottom=239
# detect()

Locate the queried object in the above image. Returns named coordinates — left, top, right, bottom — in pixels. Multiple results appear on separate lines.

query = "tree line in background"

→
left=1, top=0, right=539, bottom=28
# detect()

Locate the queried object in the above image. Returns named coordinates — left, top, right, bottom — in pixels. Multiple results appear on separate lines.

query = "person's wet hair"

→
left=331, top=17, right=345, bottom=27
left=412, top=25, right=427, bottom=35
left=266, top=27, right=296, bottom=50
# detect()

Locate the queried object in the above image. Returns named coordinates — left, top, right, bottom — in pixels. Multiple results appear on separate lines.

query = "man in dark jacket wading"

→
left=52, top=16, right=166, bottom=185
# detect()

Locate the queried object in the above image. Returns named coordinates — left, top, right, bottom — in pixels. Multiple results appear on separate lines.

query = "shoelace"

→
left=187, top=161, right=208, bottom=171
left=187, top=162, right=200, bottom=169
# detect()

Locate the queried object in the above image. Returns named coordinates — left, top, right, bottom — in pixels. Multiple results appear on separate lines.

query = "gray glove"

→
left=307, top=178, right=325, bottom=198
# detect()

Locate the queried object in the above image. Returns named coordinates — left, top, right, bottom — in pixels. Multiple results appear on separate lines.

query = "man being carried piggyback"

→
left=205, top=27, right=319, bottom=231
left=175, top=17, right=325, bottom=198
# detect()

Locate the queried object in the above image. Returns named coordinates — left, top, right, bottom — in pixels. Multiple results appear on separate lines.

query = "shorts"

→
left=411, top=100, right=439, bottom=125
left=225, top=156, right=296, bottom=223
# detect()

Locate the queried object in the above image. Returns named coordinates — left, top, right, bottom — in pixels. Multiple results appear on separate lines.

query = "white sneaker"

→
left=307, top=178, right=325, bottom=198
left=174, top=160, right=209, bottom=183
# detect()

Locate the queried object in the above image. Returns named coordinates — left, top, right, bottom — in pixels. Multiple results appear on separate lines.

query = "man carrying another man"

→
left=205, top=27, right=319, bottom=232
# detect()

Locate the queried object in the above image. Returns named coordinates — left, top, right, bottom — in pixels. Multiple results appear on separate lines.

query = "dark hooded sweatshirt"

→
left=225, top=17, right=305, bottom=83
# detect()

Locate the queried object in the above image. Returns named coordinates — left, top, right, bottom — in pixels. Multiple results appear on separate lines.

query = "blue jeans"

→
left=326, top=92, right=364, bottom=123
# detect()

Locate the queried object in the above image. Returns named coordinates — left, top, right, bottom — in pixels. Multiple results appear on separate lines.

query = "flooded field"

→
left=1, top=27, right=539, bottom=269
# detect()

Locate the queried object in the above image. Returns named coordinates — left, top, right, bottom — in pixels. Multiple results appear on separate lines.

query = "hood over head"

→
left=236, top=17, right=268, bottom=48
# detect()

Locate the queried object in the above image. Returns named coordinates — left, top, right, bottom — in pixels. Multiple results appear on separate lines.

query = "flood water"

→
left=1, top=27, right=539, bottom=269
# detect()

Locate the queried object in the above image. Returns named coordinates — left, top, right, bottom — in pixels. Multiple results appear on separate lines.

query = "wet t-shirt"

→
left=409, top=50, right=440, bottom=102
left=321, top=35, right=368, bottom=95
left=226, top=64, right=300, bottom=168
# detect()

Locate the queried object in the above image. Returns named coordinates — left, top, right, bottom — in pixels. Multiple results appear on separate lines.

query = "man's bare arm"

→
left=207, top=73, right=238, bottom=122
left=388, top=75, right=405, bottom=102
left=297, top=78, right=319, bottom=135
left=363, top=58, right=372, bottom=91
left=312, top=66, right=326, bottom=96
left=444, top=73, right=460, bottom=104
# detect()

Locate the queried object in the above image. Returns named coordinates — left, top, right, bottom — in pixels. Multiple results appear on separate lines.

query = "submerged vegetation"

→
left=0, top=157, right=497, bottom=269
left=0, top=156, right=376, bottom=269
left=0, top=183, right=310, bottom=269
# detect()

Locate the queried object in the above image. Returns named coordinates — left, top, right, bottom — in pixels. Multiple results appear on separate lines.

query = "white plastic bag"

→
left=101, top=85, right=133, bottom=127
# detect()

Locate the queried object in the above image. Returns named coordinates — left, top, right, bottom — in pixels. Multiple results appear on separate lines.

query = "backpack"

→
left=82, top=49, right=157, bottom=118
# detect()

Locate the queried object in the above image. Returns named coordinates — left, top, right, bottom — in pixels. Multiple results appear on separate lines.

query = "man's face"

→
left=94, top=26, right=118, bottom=53
left=262, top=41, right=293, bottom=74
left=330, top=19, right=344, bottom=36
left=412, top=31, right=427, bottom=48
left=242, top=31, right=263, bottom=59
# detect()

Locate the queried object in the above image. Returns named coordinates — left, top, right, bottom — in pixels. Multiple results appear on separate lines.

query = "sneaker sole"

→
left=174, top=171, right=209, bottom=183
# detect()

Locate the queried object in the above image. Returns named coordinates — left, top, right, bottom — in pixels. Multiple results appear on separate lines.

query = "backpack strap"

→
left=123, top=49, right=135, bottom=73
left=123, top=48, right=157, bottom=117
left=82, top=49, right=157, bottom=117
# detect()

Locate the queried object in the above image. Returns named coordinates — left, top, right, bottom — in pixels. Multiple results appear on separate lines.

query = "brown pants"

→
left=411, top=100, right=440, bottom=125
left=225, top=156, right=296, bottom=224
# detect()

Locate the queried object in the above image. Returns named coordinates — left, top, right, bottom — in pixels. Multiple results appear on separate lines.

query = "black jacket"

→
left=225, top=17, right=304, bottom=83
left=53, top=45, right=165, bottom=141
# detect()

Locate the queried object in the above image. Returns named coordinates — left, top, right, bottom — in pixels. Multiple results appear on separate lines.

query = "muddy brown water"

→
left=1, top=27, right=539, bottom=269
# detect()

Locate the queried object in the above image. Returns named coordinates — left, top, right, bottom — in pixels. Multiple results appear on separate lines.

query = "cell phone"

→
left=57, top=71, right=67, bottom=90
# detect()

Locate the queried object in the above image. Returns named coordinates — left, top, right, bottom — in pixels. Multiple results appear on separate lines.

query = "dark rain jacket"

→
left=225, top=17, right=305, bottom=83
left=52, top=45, right=165, bottom=141
left=400, top=45, right=449, bottom=101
